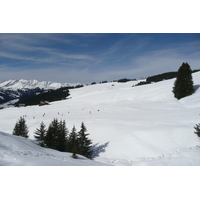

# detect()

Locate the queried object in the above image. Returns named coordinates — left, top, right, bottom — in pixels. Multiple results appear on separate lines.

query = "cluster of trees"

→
left=147, top=72, right=178, bottom=83
left=18, top=84, right=84, bottom=107
left=13, top=117, right=93, bottom=159
left=135, top=81, right=150, bottom=86
left=134, top=72, right=180, bottom=87
left=19, top=87, right=70, bottom=106
left=117, top=78, right=132, bottom=83
left=35, top=119, right=93, bottom=159
left=90, top=78, right=138, bottom=85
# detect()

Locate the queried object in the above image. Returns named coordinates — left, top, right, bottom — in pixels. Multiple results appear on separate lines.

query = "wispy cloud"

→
left=0, top=51, right=37, bottom=61
left=0, top=33, right=99, bottom=68
left=0, top=34, right=200, bottom=84
left=131, top=43, right=200, bottom=77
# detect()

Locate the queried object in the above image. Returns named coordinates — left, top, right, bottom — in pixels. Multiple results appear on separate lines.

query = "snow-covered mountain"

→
left=0, top=73, right=200, bottom=165
left=0, top=79, right=82, bottom=109
left=0, top=79, right=80, bottom=90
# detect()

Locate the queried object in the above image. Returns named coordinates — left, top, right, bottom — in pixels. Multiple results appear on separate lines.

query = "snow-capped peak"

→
left=0, top=79, right=80, bottom=90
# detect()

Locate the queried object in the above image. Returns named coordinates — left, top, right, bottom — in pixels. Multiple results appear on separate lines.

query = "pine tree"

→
left=13, top=117, right=29, bottom=138
left=78, top=122, right=93, bottom=159
left=43, top=119, right=69, bottom=151
left=34, top=121, right=46, bottom=147
left=194, top=123, right=200, bottom=138
left=67, top=126, right=79, bottom=159
left=173, top=62, right=194, bottom=100
left=44, top=118, right=59, bottom=149
left=56, top=120, right=68, bottom=152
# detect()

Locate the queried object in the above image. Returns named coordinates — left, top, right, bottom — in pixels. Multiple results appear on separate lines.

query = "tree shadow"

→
left=91, top=142, right=109, bottom=158
left=194, top=84, right=200, bottom=92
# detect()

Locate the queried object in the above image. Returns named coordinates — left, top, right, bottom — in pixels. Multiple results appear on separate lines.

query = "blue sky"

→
left=0, top=33, right=200, bottom=84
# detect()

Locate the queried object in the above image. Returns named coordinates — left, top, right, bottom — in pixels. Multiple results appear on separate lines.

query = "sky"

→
left=0, top=33, right=200, bottom=84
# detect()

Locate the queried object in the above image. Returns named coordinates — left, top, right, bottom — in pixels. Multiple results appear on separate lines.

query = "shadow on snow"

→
left=194, top=84, right=200, bottom=93
left=91, top=142, right=109, bottom=158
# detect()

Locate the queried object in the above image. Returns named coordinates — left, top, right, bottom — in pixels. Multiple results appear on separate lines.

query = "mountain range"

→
left=0, top=79, right=81, bottom=90
left=0, top=79, right=82, bottom=109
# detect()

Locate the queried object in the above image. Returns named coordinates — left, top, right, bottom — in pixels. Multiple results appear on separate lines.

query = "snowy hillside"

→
left=0, top=72, right=200, bottom=165
left=0, top=131, right=108, bottom=166
left=0, top=79, right=80, bottom=90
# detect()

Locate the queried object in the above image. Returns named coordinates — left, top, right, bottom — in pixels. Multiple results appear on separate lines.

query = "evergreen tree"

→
left=13, top=117, right=29, bottom=138
left=77, top=122, right=93, bottom=159
left=44, top=118, right=59, bottom=149
left=67, top=126, right=79, bottom=158
left=56, top=120, right=68, bottom=152
left=44, top=119, right=69, bottom=151
left=34, top=121, right=46, bottom=147
left=173, top=62, right=194, bottom=100
left=194, top=123, right=200, bottom=138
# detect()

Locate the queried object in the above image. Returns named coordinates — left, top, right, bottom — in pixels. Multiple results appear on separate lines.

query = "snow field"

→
left=0, top=72, right=200, bottom=165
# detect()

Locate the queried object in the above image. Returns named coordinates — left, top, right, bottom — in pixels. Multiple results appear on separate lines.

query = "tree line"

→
left=13, top=117, right=93, bottom=159
left=18, top=84, right=84, bottom=107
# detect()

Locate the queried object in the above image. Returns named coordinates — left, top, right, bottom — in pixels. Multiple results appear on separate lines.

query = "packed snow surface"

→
left=0, top=73, right=200, bottom=165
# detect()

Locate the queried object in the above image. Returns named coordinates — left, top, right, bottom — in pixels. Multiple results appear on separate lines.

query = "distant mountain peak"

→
left=0, top=79, right=80, bottom=90
left=0, top=79, right=82, bottom=109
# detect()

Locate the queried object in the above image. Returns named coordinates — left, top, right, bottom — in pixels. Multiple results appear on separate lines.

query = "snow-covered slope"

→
left=0, top=73, right=200, bottom=165
left=0, top=131, right=109, bottom=166
left=0, top=79, right=80, bottom=90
